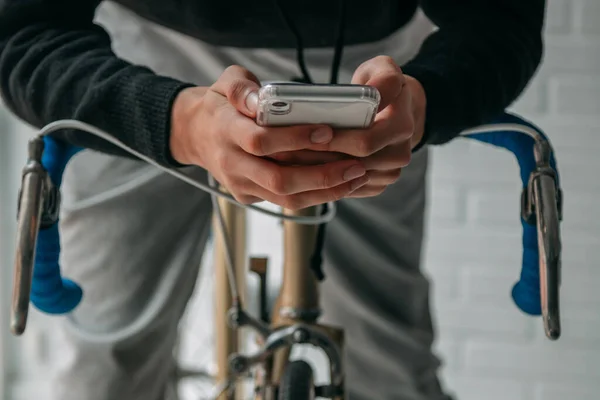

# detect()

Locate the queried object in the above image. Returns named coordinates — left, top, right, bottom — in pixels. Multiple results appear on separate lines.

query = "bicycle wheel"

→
left=278, top=360, right=315, bottom=400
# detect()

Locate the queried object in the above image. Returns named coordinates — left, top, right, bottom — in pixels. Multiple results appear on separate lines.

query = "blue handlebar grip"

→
left=465, top=112, right=560, bottom=316
left=31, top=224, right=82, bottom=314
left=30, top=136, right=83, bottom=314
left=513, top=222, right=542, bottom=315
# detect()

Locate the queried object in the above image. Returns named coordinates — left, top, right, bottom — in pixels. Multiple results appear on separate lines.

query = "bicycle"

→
left=10, top=111, right=563, bottom=399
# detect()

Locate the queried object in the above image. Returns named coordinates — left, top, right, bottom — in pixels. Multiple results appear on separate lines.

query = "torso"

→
left=108, top=0, right=419, bottom=48
left=95, top=1, right=435, bottom=86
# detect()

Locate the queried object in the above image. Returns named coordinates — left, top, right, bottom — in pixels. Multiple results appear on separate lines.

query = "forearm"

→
left=402, top=0, right=545, bottom=148
left=0, top=0, right=192, bottom=166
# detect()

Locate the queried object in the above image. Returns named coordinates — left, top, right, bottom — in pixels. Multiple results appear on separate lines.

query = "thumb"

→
left=351, top=56, right=404, bottom=111
left=212, top=65, right=261, bottom=118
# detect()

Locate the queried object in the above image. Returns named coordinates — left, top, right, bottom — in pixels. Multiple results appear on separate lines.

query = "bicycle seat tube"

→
left=269, top=206, right=321, bottom=386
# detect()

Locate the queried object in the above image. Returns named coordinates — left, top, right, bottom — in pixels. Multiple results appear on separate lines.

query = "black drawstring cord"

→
left=329, top=0, right=347, bottom=84
left=309, top=203, right=328, bottom=281
left=308, top=0, right=346, bottom=281
left=274, top=0, right=347, bottom=281
left=274, top=0, right=346, bottom=85
left=273, top=0, right=314, bottom=84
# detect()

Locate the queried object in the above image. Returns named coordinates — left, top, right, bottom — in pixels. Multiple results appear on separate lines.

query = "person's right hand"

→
left=169, top=66, right=370, bottom=210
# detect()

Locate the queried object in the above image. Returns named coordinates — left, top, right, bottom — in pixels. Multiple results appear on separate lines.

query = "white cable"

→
left=37, top=120, right=337, bottom=225
left=42, top=118, right=545, bottom=347
left=37, top=120, right=544, bottom=225
left=459, top=122, right=543, bottom=142
left=208, top=174, right=239, bottom=301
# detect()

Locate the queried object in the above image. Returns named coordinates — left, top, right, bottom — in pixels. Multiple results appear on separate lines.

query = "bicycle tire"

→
left=278, top=360, right=315, bottom=400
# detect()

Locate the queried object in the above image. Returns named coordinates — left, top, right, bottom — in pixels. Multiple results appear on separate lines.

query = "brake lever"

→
left=11, top=137, right=49, bottom=335
left=522, top=140, right=563, bottom=340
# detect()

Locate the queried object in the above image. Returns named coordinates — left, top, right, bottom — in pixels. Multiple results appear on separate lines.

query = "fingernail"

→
left=245, top=91, right=258, bottom=112
left=343, top=164, right=366, bottom=181
left=310, top=127, right=332, bottom=144
left=350, top=175, right=370, bottom=191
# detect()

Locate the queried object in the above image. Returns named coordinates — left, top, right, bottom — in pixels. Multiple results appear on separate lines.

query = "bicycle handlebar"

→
left=460, top=112, right=562, bottom=340
left=9, top=112, right=563, bottom=341
left=10, top=136, right=82, bottom=335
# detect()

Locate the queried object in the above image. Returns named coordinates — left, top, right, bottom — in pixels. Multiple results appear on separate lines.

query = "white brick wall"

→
left=421, top=1, right=600, bottom=399
left=1, top=1, right=600, bottom=399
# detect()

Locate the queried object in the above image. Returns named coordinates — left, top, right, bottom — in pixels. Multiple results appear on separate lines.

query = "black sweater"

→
left=0, top=0, right=546, bottom=166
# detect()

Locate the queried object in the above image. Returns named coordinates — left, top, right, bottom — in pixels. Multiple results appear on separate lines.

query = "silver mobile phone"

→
left=256, top=83, right=380, bottom=129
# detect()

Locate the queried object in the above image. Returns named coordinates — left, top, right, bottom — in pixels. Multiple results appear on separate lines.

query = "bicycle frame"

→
left=8, top=112, right=564, bottom=400
left=213, top=194, right=247, bottom=399
left=212, top=113, right=564, bottom=399
left=213, top=205, right=345, bottom=400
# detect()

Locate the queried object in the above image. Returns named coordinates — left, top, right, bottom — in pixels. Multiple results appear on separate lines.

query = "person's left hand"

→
left=270, top=56, right=427, bottom=198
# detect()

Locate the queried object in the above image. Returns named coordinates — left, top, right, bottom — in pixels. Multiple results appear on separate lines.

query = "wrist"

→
left=169, top=86, right=207, bottom=166
left=404, top=75, right=427, bottom=150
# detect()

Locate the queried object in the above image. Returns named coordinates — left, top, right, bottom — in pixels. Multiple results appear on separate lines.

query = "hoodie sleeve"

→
left=0, top=0, right=193, bottom=166
left=402, top=0, right=546, bottom=149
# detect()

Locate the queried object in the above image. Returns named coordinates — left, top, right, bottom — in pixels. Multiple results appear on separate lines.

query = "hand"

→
left=169, top=66, right=370, bottom=210
left=282, top=56, right=426, bottom=198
